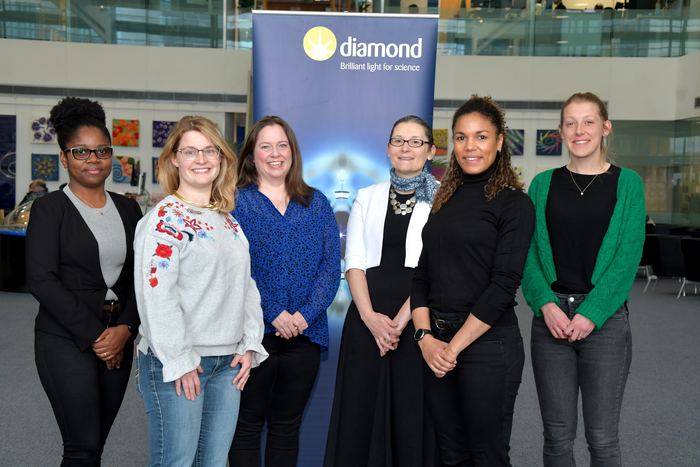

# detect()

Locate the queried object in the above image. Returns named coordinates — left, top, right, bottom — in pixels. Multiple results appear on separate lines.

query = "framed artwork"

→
left=536, top=130, right=562, bottom=156
left=430, top=156, right=448, bottom=181
left=31, top=154, right=59, bottom=181
left=31, top=117, right=56, bottom=144
left=511, top=165, right=524, bottom=184
left=0, top=115, right=17, bottom=210
left=433, top=129, right=448, bottom=156
left=113, top=156, right=139, bottom=183
left=153, top=121, right=177, bottom=148
left=507, top=129, right=524, bottom=156
left=152, top=157, right=160, bottom=183
left=112, top=119, right=139, bottom=147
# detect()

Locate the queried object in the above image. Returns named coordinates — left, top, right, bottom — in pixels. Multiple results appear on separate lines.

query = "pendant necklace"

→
left=75, top=192, right=106, bottom=215
left=568, top=166, right=603, bottom=196
left=173, top=191, right=218, bottom=210
left=390, top=186, right=416, bottom=215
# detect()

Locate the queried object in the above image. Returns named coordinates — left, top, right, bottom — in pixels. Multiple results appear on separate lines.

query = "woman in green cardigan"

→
left=522, top=92, right=645, bottom=467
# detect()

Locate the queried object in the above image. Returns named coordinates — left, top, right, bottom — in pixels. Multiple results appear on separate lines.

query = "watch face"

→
left=414, top=328, right=427, bottom=341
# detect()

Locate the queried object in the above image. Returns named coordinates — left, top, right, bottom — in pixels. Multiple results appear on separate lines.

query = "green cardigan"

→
left=521, top=167, right=646, bottom=329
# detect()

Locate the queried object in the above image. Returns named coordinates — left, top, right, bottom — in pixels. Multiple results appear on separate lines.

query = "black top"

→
left=411, top=164, right=536, bottom=327
left=547, top=165, right=620, bottom=294
left=365, top=190, right=415, bottom=314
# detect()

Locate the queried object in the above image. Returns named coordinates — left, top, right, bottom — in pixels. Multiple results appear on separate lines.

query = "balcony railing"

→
left=1, top=1, right=698, bottom=57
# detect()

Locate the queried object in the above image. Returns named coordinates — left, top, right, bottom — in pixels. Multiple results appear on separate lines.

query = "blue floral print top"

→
left=234, top=184, right=341, bottom=351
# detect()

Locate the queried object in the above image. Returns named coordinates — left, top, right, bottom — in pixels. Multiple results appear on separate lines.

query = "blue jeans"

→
left=531, top=293, right=632, bottom=467
left=136, top=349, right=242, bottom=467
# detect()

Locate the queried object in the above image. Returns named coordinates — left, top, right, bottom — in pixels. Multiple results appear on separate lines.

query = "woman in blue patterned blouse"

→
left=229, top=116, right=341, bottom=467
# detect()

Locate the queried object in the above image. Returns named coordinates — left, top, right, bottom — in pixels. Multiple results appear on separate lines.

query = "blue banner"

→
left=252, top=12, right=438, bottom=465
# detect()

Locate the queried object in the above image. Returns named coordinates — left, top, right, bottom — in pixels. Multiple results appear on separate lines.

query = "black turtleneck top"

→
left=411, top=164, right=536, bottom=327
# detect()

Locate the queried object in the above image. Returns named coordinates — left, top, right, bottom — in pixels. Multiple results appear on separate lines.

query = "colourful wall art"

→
left=430, top=156, right=449, bottom=181
left=507, top=129, right=525, bottom=156
left=0, top=115, right=17, bottom=210
left=512, top=165, right=524, bottom=184
left=152, top=157, right=160, bottom=184
left=112, top=119, right=139, bottom=147
left=153, top=121, right=177, bottom=148
left=31, top=117, right=56, bottom=144
left=536, top=130, right=562, bottom=156
left=113, top=156, right=139, bottom=183
left=433, top=129, right=448, bottom=156
left=31, top=154, right=59, bottom=181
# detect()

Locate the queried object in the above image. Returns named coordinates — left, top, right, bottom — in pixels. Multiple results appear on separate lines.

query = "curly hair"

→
left=432, top=94, right=523, bottom=213
left=49, top=97, right=111, bottom=151
left=158, top=116, right=237, bottom=214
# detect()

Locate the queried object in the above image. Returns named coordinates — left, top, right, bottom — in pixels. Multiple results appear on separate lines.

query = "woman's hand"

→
left=272, top=310, right=300, bottom=339
left=231, top=350, right=253, bottom=391
left=541, top=302, right=571, bottom=340
left=563, top=313, right=595, bottom=343
left=291, top=312, right=309, bottom=334
left=175, top=365, right=204, bottom=401
left=418, top=336, right=456, bottom=378
left=92, top=324, right=131, bottom=361
left=105, top=350, right=124, bottom=370
left=361, top=310, right=400, bottom=356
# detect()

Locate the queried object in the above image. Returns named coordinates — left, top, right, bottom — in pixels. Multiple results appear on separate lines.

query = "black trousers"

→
left=230, top=333, right=321, bottom=467
left=424, top=324, right=524, bottom=467
left=34, top=330, right=133, bottom=467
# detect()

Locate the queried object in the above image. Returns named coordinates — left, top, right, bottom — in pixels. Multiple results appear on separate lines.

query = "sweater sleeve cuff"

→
left=161, top=350, right=201, bottom=383
left=529, top=291, right=560, bottom=318
left=235, top=339, right=269, bottom=369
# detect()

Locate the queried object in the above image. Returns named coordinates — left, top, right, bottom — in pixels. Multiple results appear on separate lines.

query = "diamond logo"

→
left=303, top=27, right=337, bottom=61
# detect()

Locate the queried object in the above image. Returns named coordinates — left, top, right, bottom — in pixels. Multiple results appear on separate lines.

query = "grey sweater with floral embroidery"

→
left=134, top=195, right=268, bottom=382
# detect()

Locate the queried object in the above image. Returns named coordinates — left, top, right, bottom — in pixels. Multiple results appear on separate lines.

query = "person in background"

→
left=522, top=92, right=645, bottom=466
left=412, top=95, right=535, bottom=466
left=134, top=116, right=267, bottom=467
left=324, top=115, right=440, bottom=467
left=26, top=96, right=142, bottom=466
left=229, top=116, right=341, bottom=467
left=20, top=178, right=49, bottom=205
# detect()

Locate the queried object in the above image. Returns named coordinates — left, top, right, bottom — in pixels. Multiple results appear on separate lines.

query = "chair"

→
left=640, top=234, right=658, bottom=293
left=646, top=235, right=686, bottom=294
left=679, top=238, right=700, bottom=298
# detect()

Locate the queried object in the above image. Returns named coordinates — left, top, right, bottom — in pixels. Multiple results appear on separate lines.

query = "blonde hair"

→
left=158, top=116, right=237, bottom=213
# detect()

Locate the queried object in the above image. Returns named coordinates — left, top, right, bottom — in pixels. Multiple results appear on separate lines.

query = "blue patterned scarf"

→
left=389, top=165, right=438, bottom=204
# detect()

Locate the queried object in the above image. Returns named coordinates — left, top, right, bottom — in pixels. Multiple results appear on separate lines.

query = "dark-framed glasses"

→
left=389, top=138, right=430, bottom=148
left=176, top=146, right=221, bottom=160
left=67, top=146, right=114, bottom=160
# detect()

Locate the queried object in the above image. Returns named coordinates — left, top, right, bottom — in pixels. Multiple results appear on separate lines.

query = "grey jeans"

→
left=531, top=293, right=632, bottom=467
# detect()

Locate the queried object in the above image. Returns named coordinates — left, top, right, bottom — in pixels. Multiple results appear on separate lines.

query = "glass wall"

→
left=1, top=1, right=698, bottom=56
left=613, top=117, right=700, bottom=226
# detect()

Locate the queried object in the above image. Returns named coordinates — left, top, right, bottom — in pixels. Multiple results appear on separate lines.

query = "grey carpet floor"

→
left=1, top=278, right=698, bottom=466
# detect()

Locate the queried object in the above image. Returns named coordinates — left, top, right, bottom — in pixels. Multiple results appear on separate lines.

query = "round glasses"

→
left=389, top=138, right=431, bottom=148
left=176, top=146, right=221, bottom=160
left=67, top=146, right=114, bottom=160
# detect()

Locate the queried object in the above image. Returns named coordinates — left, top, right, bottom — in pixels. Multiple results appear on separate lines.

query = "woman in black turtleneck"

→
left=411, top=95, right=535, bottom=467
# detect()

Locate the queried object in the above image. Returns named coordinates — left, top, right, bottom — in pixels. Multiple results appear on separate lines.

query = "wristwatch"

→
left=414, top=328, right=433, bottom=341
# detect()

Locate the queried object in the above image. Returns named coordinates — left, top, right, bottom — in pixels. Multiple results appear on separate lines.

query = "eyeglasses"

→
left=67, top=146, right=114, bottom=160
left=176, top=146, right=221, bottom=160
left=389, top=138, right=431, bottom=148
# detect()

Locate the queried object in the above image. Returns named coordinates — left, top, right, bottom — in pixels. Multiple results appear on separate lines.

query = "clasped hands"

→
left=363, top=310, right=410, bottom=357
left=541, top=302, right=595, bottom=342
left=418, top=336, right=457, bottom=378
left=175, top=350, right=254, bottom=401
left=272, top=310, right=308, bottom=339
left=92, top=324, right=131, bottom=370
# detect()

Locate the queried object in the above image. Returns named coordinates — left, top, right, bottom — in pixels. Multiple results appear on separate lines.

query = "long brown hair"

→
left=560, top=92, right=613, bottom=162
left=158, top=116, right=237, bottom=213
left=237, top=116, right=314, bottom=207
left=432, top=95, right=522, bottom=213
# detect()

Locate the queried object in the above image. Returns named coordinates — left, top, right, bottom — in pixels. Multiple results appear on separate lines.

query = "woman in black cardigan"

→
left=26, top=97, right=142, bottom=466
left=411, top=95, right=535, bottom=467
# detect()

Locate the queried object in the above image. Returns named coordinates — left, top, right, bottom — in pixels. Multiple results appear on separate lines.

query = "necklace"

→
left=390, top=186, right=416, bottom=215
left=173, top=191, right=218, bottom=210
left=74, top=192, right=106, bottom=215
left=568, top=166, right=603, bottom=196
